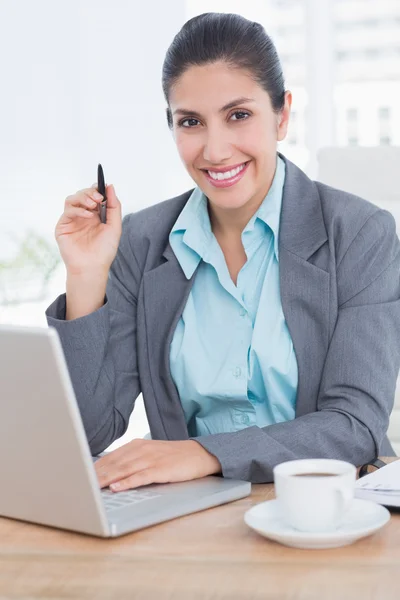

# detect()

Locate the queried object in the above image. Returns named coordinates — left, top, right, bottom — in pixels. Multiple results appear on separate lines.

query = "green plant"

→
left=0, top=230, right=61, bottom=306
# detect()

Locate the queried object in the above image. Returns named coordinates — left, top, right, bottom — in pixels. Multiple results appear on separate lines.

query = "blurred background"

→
left=1, top=0, right=399, bottom=450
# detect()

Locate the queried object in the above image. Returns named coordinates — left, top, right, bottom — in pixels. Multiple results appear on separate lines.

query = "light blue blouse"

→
left=168, top=155, right=298, bottom=437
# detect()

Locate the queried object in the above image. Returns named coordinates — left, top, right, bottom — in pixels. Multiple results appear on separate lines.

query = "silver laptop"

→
left=0, top=324, right=251, bottom=537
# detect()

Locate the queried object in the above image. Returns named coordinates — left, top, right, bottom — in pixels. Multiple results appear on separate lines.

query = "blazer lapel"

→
left=143, top=245, right=196, bottom=439
left=143, top=153, right=331, bottom=439
left=278, top=154, right=330, bottom=417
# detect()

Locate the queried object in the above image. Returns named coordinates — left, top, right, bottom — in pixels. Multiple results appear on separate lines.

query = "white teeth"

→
left=208, top=163, right=246, bottom=180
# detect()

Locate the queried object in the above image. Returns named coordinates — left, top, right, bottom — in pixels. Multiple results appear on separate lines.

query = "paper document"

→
left=355, top=460, right=400, bottom=507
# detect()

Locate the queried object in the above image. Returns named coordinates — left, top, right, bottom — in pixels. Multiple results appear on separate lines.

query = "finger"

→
left=64, top=195, right=101, bottom=212
left=98, top=464, right=147, bottom=489
left=76, top=185, right=102, bottom=199
left=104, top=183, right=118, bottom=207
left=95, top=439, right=145, bottom=470
left=103, top=184, right=122, bottom=228
left=94, top=456, right=119, bottom=483
left=94, top=440, right=149, bottom=487
left=65, top=188, right=103, bottom=209
left=88, top=183, right=105, bottom=202
left=63, top=205, right=95, bottom=220
left=96, top=458, right=149, bottom=489
left=110, top=468, right=158, bottom=492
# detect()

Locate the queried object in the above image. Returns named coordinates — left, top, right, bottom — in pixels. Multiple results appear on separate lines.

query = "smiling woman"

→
left=164, top=15, right=292, bottom=237
left=45, top=12, right=400, bottom=491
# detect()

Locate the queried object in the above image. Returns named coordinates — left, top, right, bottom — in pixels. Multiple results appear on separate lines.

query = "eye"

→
left=230, top=110, right=250, bottom=121
left=178, top=118, right=200, bottom=128
left=177, top=110, right=251, bottom=128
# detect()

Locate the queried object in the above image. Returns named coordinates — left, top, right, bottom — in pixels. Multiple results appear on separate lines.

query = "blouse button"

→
left=241, top=414, right=250, bottom=425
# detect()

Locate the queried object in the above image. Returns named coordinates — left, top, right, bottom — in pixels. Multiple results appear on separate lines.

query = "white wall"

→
left=0, top=0, right=190, bottom=447
left=0, top=0, right=190, bottom=264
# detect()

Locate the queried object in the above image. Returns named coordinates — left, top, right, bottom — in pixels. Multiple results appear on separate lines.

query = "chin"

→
left=209, top=192, right=254, bottom=210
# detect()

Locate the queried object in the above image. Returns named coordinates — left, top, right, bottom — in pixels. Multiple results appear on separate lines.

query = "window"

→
left=346, top=108, right=358, bottom=145
left=334, top=0, right=400, bottom=148
left=378, top=107, right=390, bottom=120
left=378, top=107, right=392, bottom=145
left=346, top=108, right=358, bottom=121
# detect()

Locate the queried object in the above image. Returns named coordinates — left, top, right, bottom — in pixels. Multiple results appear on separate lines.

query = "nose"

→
left=202, top=128, right=232, bottom=165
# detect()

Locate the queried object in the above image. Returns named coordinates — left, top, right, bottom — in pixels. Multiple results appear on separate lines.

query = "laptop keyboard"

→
left=101, top=488, right=162, bottom=512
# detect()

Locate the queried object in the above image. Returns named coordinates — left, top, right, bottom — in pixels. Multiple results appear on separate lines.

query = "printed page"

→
left=355, top=460, right=400, bottom=506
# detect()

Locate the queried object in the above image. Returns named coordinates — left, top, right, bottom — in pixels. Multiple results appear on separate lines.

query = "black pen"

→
left=97, top=163, right=107, bottom=224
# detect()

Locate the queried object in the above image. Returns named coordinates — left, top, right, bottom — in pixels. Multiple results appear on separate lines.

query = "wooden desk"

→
left=0, top=459, right=399, bottom=599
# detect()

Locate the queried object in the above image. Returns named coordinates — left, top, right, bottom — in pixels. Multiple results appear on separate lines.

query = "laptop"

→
left=0, top=324, right=251, bottom=537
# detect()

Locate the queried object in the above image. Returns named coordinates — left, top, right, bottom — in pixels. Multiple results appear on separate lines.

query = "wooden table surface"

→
left=0, top=459, right=399, bottom=600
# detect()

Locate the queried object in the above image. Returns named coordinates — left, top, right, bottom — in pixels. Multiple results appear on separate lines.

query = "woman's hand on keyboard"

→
left=94, top=439, right=222, bottom=491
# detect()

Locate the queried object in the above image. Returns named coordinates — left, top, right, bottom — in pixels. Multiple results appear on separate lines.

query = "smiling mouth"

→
left=201, top=160, right=250, bottom=175
left=201, top=160, right=251, bottom=188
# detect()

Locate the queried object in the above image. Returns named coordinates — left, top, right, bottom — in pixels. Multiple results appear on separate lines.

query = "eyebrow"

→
left=172, top=97, right=255, bottom=118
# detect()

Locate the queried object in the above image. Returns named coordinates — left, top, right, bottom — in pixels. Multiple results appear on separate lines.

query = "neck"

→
left=208, top=204, right=254, bottom=240
left=208, top=171, right=275, bottom=239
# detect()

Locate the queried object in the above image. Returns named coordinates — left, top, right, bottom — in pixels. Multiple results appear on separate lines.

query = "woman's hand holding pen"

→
left=55, top=182, right=122, bottom=320
left=55, top=182, right=122, bottom=276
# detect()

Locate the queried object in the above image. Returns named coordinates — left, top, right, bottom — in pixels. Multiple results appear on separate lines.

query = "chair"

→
left=317, top=146, right=400, bottom=454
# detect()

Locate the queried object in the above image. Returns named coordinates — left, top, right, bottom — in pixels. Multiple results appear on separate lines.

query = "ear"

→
left=166, top=106, right=173, bottom=129
left=277, top=91, right=292, bottom=142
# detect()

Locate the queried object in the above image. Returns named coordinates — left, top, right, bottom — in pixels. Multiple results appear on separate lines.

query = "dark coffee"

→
left=294, top=472, right=339, bottom=477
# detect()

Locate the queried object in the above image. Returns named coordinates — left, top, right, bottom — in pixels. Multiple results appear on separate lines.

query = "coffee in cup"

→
left=273, top=459, right=356, bottom=532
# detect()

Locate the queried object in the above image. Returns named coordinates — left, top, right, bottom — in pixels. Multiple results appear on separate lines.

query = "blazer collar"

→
left=162, top=152, right=328, bottom=264
left=145, top=152, right=330, bottom=438
left=277, top=152, right=328, bottom=258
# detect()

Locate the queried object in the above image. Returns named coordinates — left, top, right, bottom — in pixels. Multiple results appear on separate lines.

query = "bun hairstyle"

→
left=162, top=12, right=286, bottom=129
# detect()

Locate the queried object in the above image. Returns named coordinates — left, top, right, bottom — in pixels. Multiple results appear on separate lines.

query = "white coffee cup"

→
left=273, top=459, right=356, bottom=533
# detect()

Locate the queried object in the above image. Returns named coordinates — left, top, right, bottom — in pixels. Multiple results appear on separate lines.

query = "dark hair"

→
left=162, top=12, right=286, bottom=129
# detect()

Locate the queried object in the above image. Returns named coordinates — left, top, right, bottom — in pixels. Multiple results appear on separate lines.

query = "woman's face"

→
left=169, top=61, right=292, bottom=223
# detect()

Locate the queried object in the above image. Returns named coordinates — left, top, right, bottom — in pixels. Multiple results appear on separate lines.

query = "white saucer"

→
left=244, top=498, right=390, bottom=549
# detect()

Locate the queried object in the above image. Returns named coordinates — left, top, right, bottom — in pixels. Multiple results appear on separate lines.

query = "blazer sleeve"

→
left=45, top=214, right=141, bottom=455
left=191, top=209, right=400, bottom=482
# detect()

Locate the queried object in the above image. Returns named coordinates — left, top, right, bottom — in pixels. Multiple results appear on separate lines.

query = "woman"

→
left=46, top=13, right=400, bottom=491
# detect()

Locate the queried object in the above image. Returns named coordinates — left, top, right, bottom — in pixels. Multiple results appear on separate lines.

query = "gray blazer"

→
left=46, top=153, right=400, bottom=483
